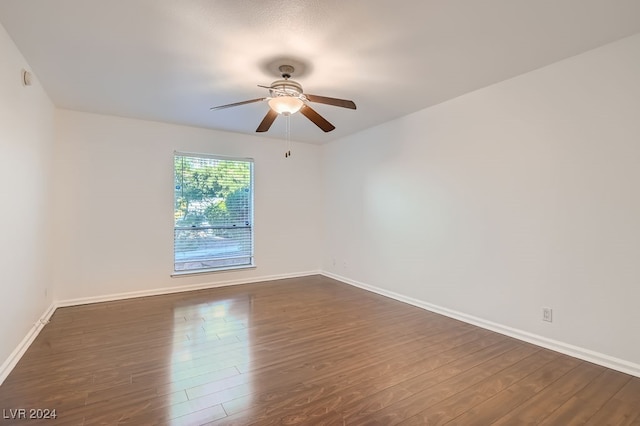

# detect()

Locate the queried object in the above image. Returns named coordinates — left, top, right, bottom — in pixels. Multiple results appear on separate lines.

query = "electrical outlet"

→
left=542, top=307, right=553, bottom=322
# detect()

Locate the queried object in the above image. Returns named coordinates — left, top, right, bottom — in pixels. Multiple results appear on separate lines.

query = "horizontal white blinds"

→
left=174, top=153, right=254, bottom=272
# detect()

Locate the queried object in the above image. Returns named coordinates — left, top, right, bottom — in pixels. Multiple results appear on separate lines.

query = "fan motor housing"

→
left=270, top=79, right=303, bottom=97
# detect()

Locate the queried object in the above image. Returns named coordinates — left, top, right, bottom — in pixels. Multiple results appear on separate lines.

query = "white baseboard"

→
left=0, top=302, right=57, bottom=385
left=0, top=270, right=320, bottom=385
left=55, top=270, right=321, bottom=308
left=8, top=270, right=636, bottom=384
left=322, top=271, right=640, bottom=379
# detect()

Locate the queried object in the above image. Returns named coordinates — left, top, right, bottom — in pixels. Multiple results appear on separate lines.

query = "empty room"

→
left=1, top=1, right=640, bottom=424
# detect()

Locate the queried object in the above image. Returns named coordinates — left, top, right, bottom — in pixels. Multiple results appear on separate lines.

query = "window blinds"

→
left=174, top=152, right=254, bottom=272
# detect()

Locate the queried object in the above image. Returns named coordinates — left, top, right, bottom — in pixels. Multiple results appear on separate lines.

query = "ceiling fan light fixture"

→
left=268, top=96, right=304, bottom=115
left=210, top=63, right=355, bottom=133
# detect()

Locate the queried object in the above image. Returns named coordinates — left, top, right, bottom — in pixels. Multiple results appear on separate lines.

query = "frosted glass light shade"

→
left=268, top=96, right=304, bottom=114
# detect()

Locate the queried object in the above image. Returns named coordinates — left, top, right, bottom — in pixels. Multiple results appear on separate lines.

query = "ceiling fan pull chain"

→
left=285, top=113, right=292, bottom=158
left=288, top=114, right=292, bottom=157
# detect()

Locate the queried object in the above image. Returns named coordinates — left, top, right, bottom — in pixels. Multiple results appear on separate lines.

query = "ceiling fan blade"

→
left=305, top=94, right=356, bottom=110
left=300, top=105, right=336, bottom=132
left=210, top=98, right=266, bottom=111
left=256, top=109, right=279, bottom=132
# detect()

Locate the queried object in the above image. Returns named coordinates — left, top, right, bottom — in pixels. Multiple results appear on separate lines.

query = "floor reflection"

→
left=168, top=294, right=253, bottom=424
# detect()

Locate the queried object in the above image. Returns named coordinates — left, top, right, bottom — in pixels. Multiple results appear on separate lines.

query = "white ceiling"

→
left=1, top=1, right=640, bottom=144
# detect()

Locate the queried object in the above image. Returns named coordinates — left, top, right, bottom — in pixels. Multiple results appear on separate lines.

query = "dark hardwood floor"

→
left=1, top=275, right=639, bottom=425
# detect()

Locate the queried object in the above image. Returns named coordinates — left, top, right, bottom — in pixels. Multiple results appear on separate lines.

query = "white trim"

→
left=171, top=264, right=256, bottom=277
left=321, top=271, right=640, bottom=379
left=12, top=270, right=634, bottom=389
left=55, top=270, right=320, bottom=308
left=173, top=151, right=254, bottom=163
left=0, top=302, right=56, bottom=385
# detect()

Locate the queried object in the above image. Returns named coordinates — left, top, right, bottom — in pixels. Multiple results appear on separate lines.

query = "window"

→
left=173, top=152, right=254, bottom=274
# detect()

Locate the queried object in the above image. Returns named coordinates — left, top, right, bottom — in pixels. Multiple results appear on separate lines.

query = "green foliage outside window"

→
left=174, top=154, right=253, bottom=272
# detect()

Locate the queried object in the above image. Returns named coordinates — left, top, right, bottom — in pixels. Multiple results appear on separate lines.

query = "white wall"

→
left=322, top=34, right=640, bottom=367
left=52, top=110, right=322, bottom=301
left=0, top=24, right=54, bottom=366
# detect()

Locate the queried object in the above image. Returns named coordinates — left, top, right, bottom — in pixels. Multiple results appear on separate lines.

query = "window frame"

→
left=171, top=151, right=255, bottom=276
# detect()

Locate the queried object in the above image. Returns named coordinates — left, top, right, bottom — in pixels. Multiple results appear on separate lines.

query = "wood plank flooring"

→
left=1, top=275, right=638, bottom=425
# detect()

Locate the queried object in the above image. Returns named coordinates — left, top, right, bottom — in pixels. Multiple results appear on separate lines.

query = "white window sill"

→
left=171, top=264, right=256, bottom=278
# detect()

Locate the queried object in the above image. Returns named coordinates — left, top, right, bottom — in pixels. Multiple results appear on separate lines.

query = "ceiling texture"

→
left=1, top=0, right=640, bottom=144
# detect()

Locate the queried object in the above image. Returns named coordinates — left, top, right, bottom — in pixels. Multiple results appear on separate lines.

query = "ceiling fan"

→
left=210, top=65, right=356, bottom=133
